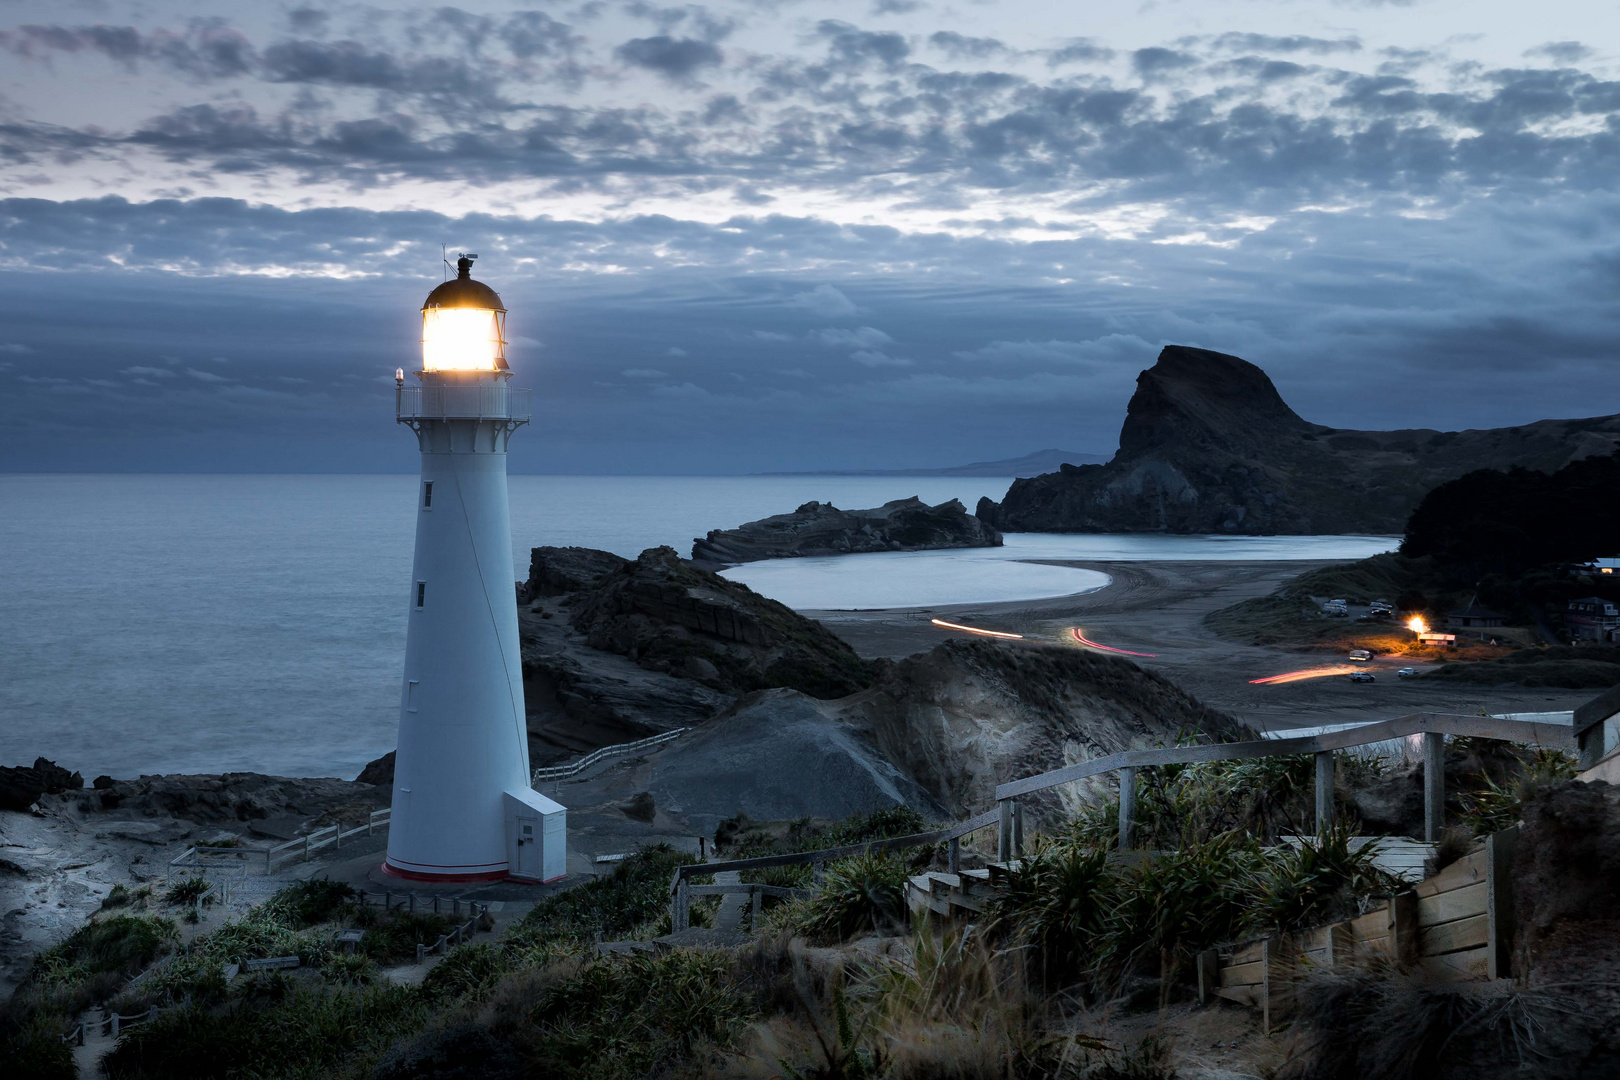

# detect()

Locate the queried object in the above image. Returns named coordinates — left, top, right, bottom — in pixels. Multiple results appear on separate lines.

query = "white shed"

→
left=503, top=788, right=567, bottom=883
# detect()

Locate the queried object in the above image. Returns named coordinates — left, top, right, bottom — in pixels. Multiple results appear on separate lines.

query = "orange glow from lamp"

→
left=420, top=254, right=508, bottom=372
left=1406, top=615, right=1429, bottom=634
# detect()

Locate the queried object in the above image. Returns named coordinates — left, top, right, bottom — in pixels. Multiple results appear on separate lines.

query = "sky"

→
left=3, top=1, right=1620, bottom=474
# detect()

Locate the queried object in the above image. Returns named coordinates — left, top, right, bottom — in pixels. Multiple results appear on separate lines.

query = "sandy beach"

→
left=809, top=559, right=1594, bottom=731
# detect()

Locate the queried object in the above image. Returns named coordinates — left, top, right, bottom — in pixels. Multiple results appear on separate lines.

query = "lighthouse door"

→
left=516, top=821, right=539, bottom=879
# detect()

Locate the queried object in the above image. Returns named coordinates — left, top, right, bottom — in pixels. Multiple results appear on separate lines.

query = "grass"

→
left=776, top=853, right=913, bottom=944
left=1458, top=747, right=1580, bottom=833
left=507, top=843, right=699, bottom=950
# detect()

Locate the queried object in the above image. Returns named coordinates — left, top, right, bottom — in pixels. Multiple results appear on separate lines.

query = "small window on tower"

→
left=422, top=482, right=433, bottom=509
left=415, top=582, right=426, bottom=608
left=406, top=680, right=419, bottom=712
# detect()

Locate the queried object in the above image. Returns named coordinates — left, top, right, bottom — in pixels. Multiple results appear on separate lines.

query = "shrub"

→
left=787, top=853, right=911, bottom=944
left=1241, top=822, right=1405, bottom=934
left=498, top=949, right=752, bottom=1080
left=164, top=876, right=212, bottom=906
left=509, top=843, right=697, bottom=948
left=987, top=839, right=1113, bottom=987
left=102, top=983, right=434, bottom=1080
left=1458, top=747, right=1579, bottom=834
left=420, top=940, right=511, bottom=1002
left=321, top=951, right=376, bottom=985
left=0, top=1014, right=77, bottom=1080
left=261, top=877, right=359, bottom=928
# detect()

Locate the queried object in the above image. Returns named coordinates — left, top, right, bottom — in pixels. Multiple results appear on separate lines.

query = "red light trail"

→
left=1069, top=627, right=1157, bottom=657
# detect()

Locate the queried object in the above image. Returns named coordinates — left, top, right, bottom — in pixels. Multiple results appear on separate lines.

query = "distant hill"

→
left=978, top=346, right=1620, bottom=535
left=761, top=448, right=1109, bottom=478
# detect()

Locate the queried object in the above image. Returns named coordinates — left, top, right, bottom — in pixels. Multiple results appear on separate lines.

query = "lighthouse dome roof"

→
left=422, top=256, right=506, bottom=312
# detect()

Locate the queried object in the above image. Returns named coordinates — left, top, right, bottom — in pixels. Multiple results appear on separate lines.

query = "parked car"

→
left=1368, top=600, right=1394, bottom=620
left=1348, top=649, right=1372, bottom=662
left=1323, top=599, right=1349, bottom=617
left=1397, top=667, right=1419, bottom=678
left=1348, top=671, right=1376, bottom=683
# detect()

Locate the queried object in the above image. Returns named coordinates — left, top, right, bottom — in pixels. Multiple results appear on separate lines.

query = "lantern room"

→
left=420, top=254, right=508, bottom=372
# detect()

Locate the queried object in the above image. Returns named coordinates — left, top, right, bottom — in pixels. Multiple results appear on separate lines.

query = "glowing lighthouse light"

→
left=385, top=254, right=565, bottom=884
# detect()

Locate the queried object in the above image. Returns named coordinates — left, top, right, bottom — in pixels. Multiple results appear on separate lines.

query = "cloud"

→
left=1209, top=33, right=1361, bottom=55
left=851, top=350, right=912, bottom=367
left=927, top=31, right=1007, bottom=61
left=666, top=346, right=688, bottom=356
left=614, top=36, right=722, bottom=79
left=816, top=20, right=910, bottom=68
left=787, top=286, right=857, bottom=317
left=1526, top=41, right=1593, bottom=64
left=621, top=367, right=669, bottom=378
left=1046, top=39, right=1115, bottom=66
left=814, top=326, right=893, bottom=349
left=1, top=342, right=33, bottom=353
left=185, top=367, right=230, bottom=382
left=122, top=364, right=177, bottom=377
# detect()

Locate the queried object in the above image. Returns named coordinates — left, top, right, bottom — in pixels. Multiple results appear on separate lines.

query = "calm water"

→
left=0, top=474, right=1395, bottom=779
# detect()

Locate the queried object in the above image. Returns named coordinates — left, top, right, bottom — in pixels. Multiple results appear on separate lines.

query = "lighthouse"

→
left=384, top=255, right=565, bottom=883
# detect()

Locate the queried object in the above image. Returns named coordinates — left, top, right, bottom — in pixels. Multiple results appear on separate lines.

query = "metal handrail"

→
left=396, top=385, right=531, bottom=422
left=531, top=728, right=689, bottom=783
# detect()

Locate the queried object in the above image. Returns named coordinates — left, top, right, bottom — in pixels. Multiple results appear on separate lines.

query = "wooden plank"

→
left=1421, top=945, right=1491, bottom=982
left=1392, top=892, right=1419, bottom=965
left=1228, top=939, right=1270, bottom=965
left=1348, top=907, right=1389, bottom=944
left=677, top=828, right=949, bottom=878
left=1418, top=881, right=1487, bottom=927
left=1220, top=960, right=1266, bottom=987
left=1197, top=950, right=1219, bottom=1005
left=1414, top=849, right=1486, bottom=898
left=947, top=892, right=985, bottom=913
left=1421, top=913, right=1489, bottom=956
left=927, top=873, right=961, bottom=896
left=1215, top=985, right=1263, bottom=1008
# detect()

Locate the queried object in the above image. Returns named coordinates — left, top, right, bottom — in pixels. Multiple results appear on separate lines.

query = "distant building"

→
left=1446, top=598, right=1505, bottom=629
left=1567, top=596, right=1620, bottom=642
left=1586, top=557, right=1620, bottom=576
left=1418, top=632, right=1457, bottom=648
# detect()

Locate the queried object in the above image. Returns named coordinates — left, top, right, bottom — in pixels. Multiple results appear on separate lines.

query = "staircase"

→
left=906, top=861, right=1022, bottom=920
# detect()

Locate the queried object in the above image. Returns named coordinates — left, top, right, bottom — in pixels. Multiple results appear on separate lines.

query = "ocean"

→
left=0, top=474, right=1395, bottom=780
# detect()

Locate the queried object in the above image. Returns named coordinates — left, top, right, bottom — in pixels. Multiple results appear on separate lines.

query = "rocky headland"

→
left=691, top=496, right=1001, bottom=564
left=977, top=345, right=1620, bottom=534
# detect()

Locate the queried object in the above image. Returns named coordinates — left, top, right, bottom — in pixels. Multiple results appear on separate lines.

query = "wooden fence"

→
left=532, top=728, right=688, bottom=784
left=167, top=808, right=392, bottom=879
left=1202, top=827, right=1520, bottom=1029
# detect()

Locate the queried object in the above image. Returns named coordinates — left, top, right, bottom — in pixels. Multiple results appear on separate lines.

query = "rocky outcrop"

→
left=80, top=771, right=387, bottom=823
left=523, top=546, right=630, bottom=598
left=565, top=546, right=875, bottom=700
left=642, top=689, right=945, bottom=836
left=981, top=345, right=1620, bottom=534
left=841, top=639, right=1249, bottom=828
left=691, top=497, right=1001, bottom=564
left=0, top=758, right=83, bottom=811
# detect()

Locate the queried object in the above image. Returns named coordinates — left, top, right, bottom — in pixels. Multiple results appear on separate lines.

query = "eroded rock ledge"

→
left=691, top=496, right=1002, bottom=564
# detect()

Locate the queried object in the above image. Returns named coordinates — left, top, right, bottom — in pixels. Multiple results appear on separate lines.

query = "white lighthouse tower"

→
left=384, top=255, right=565, bottom=883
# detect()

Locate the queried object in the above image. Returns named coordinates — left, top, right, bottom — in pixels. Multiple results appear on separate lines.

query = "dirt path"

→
left=808, top=559, right=1594, bottom=732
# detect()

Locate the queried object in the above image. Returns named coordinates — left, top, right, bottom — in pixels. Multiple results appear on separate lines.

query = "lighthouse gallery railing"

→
left=397, top=385, right=531, bottom=422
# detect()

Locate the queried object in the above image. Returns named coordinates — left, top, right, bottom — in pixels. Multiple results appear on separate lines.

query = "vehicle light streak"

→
left=1249, top=665, right=1361, bottom=685
left=930, top=619, right=1023, bottom=640
left=1070, top=628, right=1157, bottom=657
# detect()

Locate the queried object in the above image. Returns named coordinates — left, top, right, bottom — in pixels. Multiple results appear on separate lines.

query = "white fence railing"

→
left=168, top=808, right=392, bottom=878
left=531, top=728, right=688, bottom=784
left=396, top=384, right=531, bottom=422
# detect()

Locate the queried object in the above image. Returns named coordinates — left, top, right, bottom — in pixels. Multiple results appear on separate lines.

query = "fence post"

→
left=303, top=834, right=310, bottom=861
left=947, top=837, right=960, bottom=874
left=1315, top=751, right=1335, bottom=833
left=1011, top=800, right=1024, bottom=859
left=699, top=836, right=707, bottom=861
left=1117, top=767, right=1137, bottom=851
left=110, top=1014, right=119, bottom=1039
left=997, top=799, right=1013, bottom=862
left=1486, top=826, right=1519, bottom=980
left=750, top=886, right=762, bottom=926
left=1422, top=731, right=1445, bottom=842
left=409, top=894, right=416, bottom=914
left=433, top=897, right=440, bottom=914
left=813, top=861, right=826, bottom=885
left=673, top=876, right=690, bottom=932
left=416, top=943, right=425, bottom=964
left=453, top=898, right=460, bottom=917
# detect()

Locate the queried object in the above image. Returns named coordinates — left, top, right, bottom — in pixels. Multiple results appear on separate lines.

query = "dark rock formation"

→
left=842, top=639, right=1250, bottom=828
left=524, top=546, right=630, bottom=597
left=81, top=772, right=387, bottom=823
left=691, top=496, right=1001, bottom=564
left=355, top=752, right=394, bottom=787
left=1514, top=780, right=1620, bottom=968
left=0, top=758, right=83, bottom=812
left=567, top=546, right=875, bottom=699
left=984, top=345, right=1620, bottom=534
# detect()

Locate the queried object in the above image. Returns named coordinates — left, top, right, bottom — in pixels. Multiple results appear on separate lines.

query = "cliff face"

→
left=692, top=497, right=1001, bottom=564
left=983, top=345, right=1620, bottom=534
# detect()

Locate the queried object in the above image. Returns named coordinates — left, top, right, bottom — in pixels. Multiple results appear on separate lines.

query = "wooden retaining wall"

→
left=1204, top=827, right=1518, bottom=1029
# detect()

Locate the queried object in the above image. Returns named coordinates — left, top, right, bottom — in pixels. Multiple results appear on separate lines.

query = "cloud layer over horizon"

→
left=3, top=1, right=1620, bottom=474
